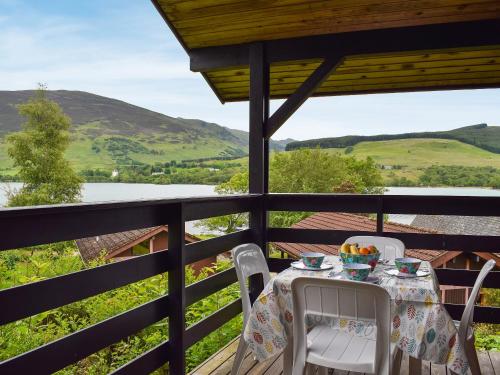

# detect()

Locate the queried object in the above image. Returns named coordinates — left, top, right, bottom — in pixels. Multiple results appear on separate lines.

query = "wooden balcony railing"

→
left=0, top=193, right=499, bottom=374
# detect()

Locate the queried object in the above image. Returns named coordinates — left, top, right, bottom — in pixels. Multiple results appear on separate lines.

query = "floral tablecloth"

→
left=243, top=256, right=470, bottom=374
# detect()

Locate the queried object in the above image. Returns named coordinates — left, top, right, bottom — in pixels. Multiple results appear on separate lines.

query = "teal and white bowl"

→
left=301, top=252, right=325, bottom=268
left=395, top=257, right=421, bottom=274
left=343, top=263, right=371, bottom=281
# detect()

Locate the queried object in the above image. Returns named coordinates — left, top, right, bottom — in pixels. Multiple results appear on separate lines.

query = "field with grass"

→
left=324, top=138, right=500, bottom=182
left=0, top=125, right=249, bottom=174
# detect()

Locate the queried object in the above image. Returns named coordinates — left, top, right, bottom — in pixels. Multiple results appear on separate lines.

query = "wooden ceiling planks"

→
left=155, top=0, right=500, bottom=101
left=206, top=46, right=500, bottom=101
left=159, top=0, right=500, bottom=48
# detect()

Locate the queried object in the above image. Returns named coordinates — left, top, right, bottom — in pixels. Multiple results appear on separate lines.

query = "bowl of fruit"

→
left=339, top=243, right=380, bottom=271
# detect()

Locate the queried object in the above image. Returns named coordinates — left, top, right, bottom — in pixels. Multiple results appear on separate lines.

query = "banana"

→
left=340, top=243, right=351, bottom=253
left=350, top=244, right=359, bottom=255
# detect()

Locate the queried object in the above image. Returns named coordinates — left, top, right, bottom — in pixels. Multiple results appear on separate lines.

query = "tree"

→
left=6, top=85, right=83, bottom=206
left=201, top=149, right=384, bottom=233
left=197, top=172, right=248, bottom=234
left=269, top=148, right=383, bottom=194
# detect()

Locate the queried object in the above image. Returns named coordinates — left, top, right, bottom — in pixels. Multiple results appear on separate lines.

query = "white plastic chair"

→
left=231, top=243, right=271, bottom=375
left=291, top=277, right=395, bottom=375
left=346, top=235, right=405, bottom=263
left=456, top=259, right=496, bottom=375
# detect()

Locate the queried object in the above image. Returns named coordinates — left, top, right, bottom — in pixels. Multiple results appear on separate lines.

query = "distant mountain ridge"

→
left=286, top=124, right=500, bottom=154
left=0, top=90, right=292, bottom=150
left=0, top=90, right=294, bottom=171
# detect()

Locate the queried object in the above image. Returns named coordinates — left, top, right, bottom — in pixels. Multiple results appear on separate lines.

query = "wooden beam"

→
left=190, top=19, right=500, bottom=72
left=266, top=57, right=343, bottom=138
left=249, top=42, right=266, bottom=195
left=248, top=43, right=269, bottom=299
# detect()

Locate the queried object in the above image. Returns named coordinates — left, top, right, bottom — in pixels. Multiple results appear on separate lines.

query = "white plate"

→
left=331, top=273, right=380, bottom=284
left=291, top=261, right=334, bottom=271
left=384, top=268, right=431, bottom=278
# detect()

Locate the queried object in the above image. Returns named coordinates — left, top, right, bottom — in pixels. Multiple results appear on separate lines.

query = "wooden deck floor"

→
left=190, top=337, right=500, bottom=375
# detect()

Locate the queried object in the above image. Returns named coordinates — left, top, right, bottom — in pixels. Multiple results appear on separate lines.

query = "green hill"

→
left=286, top=124, right=500, bottom=153
left=0, top=90, right=293, bottom=174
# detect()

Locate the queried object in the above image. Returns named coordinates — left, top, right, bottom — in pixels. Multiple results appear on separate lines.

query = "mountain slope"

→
left=0, top=90, right=292, bottom=172
left=286, top=124, right=500, bottom=153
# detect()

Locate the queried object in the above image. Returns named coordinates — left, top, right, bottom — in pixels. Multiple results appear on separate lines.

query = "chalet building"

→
left=76, top=226, right=215, bottom=273
left=274, top=212, right=500, bottom=304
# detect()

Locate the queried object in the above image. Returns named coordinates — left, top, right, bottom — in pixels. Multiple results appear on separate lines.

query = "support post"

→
left=168, top=203, right=186, bottom=374
left=248, top=42, right=269, bottom=300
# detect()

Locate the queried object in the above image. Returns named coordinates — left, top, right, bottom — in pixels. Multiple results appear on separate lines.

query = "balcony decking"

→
left=190, top=336, right=500, bottom=375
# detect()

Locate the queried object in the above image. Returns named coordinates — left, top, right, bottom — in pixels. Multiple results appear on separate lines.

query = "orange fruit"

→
left=359, top=247, right=370, bottom=255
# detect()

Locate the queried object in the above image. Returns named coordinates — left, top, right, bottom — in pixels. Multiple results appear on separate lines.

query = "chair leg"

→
left=230, top=336, right=248, bottom=375
left=392, top=347, right=403, bottom=375
left=464, top=338, right=481, bottom=375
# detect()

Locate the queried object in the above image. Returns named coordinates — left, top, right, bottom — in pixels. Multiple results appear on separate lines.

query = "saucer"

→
left=291, top=261, right=334, bottom=271
left=384, top=269, right=431, bottom=278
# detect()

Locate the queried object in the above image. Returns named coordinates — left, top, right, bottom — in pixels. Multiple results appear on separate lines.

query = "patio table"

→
left=243, top=256, right=470, bottom=375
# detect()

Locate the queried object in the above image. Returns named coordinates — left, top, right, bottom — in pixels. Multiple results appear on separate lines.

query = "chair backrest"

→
left=291, top=277, right=392, bottom=374
left=346, top=235, right=405, bottom=262
left=232, top=243, right=271, bottom=324
left=458, top=259, right=496, bottom=343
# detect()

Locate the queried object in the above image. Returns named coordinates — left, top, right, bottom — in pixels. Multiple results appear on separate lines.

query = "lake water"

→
left=0, top=183, right=217, bottom=207
left=0, top=183, right=217, bottom=234
left=1, top=183, right=498, bottom=230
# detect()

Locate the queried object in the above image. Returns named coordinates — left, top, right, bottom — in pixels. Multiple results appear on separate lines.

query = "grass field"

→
left=2, top=135, right=499, bottom=185
left=324, top=138, right=500, bottom=181
left=0, top=124, right=249, bottom=174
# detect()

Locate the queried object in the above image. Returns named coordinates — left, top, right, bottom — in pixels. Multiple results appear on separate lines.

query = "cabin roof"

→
left=412, top=214, right=500, bottom=236
left=274, top=212, right=449, bottom=263
left=75, top=226, right=199, bottom=263
left=274, top=211, right=500, bottom=267
left=154, top=1, right=500, bottom=102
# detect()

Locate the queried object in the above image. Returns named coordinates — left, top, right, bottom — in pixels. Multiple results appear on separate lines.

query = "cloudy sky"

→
left=1, top=0, right=499, bottom=140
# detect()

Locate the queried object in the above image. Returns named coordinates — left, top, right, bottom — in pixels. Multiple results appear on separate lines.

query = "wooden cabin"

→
left=75, top=226, right=215, bottom=273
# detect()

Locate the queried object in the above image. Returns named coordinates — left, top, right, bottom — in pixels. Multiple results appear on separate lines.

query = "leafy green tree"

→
left=197, top=172, right=249, bottom=233
left=270, top=148, right=383, bottom=194
left=6, top=86, right=83, bottom=206
left=201, top=149, right=384, bottom=233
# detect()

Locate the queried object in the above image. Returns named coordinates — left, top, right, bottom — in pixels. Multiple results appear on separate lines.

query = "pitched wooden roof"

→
left=274, top=212, right=451, bottom=266
left=75, top=226, right=199, bottom=263
left=274, top=212, right=500, bottom=267
left=154, top=1, right=500, bottom=102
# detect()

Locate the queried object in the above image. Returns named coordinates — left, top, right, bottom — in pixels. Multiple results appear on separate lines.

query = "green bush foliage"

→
left=0, top=244, right=242, bottom=373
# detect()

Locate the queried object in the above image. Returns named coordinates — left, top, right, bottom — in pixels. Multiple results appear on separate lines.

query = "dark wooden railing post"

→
left=376, top=196, right=384, bottom=234
left=168, top=202, right=186, bottom=374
